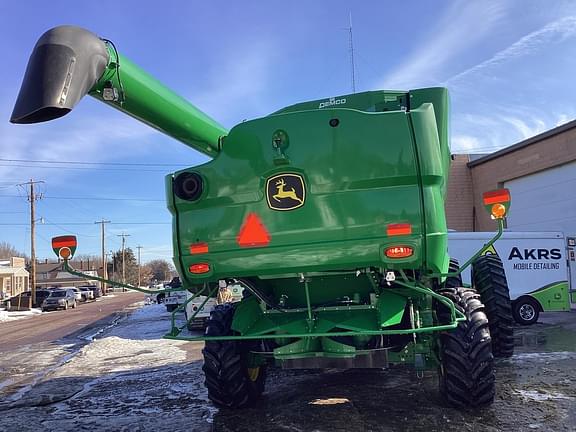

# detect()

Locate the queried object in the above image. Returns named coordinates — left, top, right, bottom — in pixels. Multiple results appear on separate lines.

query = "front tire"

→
left=472, top=255, right=514, bottom=358
left=512, top=297, right=540, bottom=325
left=437, top=287, right=495, bottom=408
left=202, top=303, right=266, bottom=408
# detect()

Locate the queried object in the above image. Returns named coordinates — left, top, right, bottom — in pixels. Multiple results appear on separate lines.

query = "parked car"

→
left=41, top=289, right=77, bottom=311
left=3, top=289, right=51, bottom=309
left=68, top=287, right=83, bottom=302
left=78, top=286, right=95, bottom=301
left=78, top=285, right=102, bottom=298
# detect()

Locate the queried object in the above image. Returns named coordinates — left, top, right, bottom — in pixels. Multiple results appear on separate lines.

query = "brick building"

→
left=446, top=119, right=576, bottom=234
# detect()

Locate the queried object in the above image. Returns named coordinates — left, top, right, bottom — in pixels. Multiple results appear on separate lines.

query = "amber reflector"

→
left=189, top=263, right=210, bottom=274
left=483, top=189, right=510, bottom=205
left=385, top=246, right=414, bottom=258
left=190, top=242, right=209, bottom=254
left=59, top=247, right=71, bottom=259
left=387, top=223, right=412, bottom=236
left=237, top=213, right=271, bottom=247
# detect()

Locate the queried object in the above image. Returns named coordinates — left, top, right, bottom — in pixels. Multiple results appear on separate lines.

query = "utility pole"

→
left=117, top=233, right=130, bottom=291
left=136, top=245, right=143, bottom=287
left=18, top=179, right=44, bottom=307
left=95, top=219, right=110, bottom=295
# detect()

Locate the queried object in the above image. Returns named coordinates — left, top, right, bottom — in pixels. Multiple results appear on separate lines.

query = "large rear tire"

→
left=443, top=258, right=463, bottom=289
left=202, top=303, right=266, bottom=408
left=437, top=287, right=495, bottom=408
left=472, top=255, right=514, bottom=358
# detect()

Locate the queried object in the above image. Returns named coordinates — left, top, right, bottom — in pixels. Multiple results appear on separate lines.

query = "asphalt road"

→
left=0, top=291, right=144, bottom=352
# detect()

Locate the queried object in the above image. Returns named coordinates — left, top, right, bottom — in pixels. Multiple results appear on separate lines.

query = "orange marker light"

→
left=59, top=247, right=71, bottom=259
left=491, top=203, right=506, bottom=218
left=385, top=246, right=414, bottom=258
left=387, top=223, right=412, bottom=236
left=482, top=189, right=510, bottom=205
left=190, top=242, right=209, bottom=254
left=189, top=263, right=210, bottom=274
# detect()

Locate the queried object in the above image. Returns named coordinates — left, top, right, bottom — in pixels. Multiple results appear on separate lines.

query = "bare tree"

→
left=144, top=259, right=175, bottom=284
left=0, top=241, right=26, bottom=260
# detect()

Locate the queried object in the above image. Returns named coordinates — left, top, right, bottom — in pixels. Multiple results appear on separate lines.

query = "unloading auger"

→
left=13, top=25, right=515, bottom=410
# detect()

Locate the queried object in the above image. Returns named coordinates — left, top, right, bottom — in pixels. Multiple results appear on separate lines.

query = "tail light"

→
left=385, top=246, right=414, bottom=258
left=189, top=263, right=210, bottom=274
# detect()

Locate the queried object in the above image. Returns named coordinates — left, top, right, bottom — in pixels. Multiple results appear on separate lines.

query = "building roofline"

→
left=468, top=118, right=576, bottom=167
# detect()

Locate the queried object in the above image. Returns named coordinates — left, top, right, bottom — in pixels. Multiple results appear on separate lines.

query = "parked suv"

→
left=78, top=286, right=95, bottom=301
left=3, top=289, right=51, bottom=309
left=41, top=289, right=77, bottom=311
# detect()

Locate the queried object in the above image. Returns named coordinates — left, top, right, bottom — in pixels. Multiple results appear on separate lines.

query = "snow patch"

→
left=516, top=389, right=574, bottom=402
left=511, top=352, right=576, bottom=363
left=0, top=308, right=43, bottom=322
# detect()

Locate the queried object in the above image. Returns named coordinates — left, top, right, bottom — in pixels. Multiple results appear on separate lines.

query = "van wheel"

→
left=513, top=297, right=540, bottom=325
left=436, top=287, right=495, bottom=408
left=472, top=255, right=514, bottom=358
left=202, top=303, right=266, bottom=408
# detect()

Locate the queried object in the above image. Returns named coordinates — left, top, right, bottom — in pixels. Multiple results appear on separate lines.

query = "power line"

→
left=0, top=194, right=164, bottom=202
left=0, top=158, right=188, bottom=167
left=0, top=163, right=174, bottom=172
left=0, top=222, right=170, bottom=226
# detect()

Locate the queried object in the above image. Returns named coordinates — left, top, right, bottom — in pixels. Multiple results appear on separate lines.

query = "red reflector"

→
left=52, top=235, right=77, bottom=249
left=189, top=263, right=210, bottom=274
left=387, top=223, right=412, bottom=236
left=237, top=213, right=270, bottom=248
left=385, top=246, right=414, bottom=258
left=190, top=242, right=209, bottom=254
left=483, top=189, right=510, bottom=205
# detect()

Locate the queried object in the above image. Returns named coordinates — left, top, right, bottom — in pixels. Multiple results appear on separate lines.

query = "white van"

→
left=448, top=231, right=573, bottom=324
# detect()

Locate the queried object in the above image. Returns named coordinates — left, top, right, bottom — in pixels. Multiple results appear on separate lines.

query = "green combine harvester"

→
left=12, top=26, right=515, bottom=409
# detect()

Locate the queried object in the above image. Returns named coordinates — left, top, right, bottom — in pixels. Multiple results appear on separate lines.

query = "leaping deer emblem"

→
left=273, top=179, right=303, bottom=204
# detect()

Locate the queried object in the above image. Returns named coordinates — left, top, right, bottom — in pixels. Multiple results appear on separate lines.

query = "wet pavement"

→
left=0, top=305, right=574, bottom=432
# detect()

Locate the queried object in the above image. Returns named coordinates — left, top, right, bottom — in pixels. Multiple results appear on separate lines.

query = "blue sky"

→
left=1, top=0, right=575, bottom=263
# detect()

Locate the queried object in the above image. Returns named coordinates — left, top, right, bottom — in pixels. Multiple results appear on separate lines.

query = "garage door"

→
left=504, top=160, right=576, bottom=235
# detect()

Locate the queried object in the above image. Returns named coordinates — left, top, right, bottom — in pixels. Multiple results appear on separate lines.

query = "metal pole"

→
left=117, top=233, right=130, bottom=292
left=95, top=219, right=110, bottom=295
left=137, top=245, right=142, bottom=287
left=18, top=179, right=44, bottom=307
left=30, top=181, right=35, bottom=307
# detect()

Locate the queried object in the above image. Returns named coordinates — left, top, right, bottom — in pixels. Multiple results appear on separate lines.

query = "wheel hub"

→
left=519, top=304, right=535, bottom=321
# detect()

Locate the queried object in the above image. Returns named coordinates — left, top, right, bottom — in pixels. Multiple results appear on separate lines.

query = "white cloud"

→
left=446, top=15, right=576, bottom=85
left=187, top=43, right=275, bottom=128
left=380, top=0, right=507, bottom=89
left=500, top=116, right=546, bottom=140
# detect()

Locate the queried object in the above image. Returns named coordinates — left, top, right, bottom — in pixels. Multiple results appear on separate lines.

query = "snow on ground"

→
left=0, top=308, right=42, bottom=322
left=0, top=301, right=213, bottom=431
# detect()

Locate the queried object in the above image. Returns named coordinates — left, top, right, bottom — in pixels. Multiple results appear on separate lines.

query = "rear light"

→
left=189, top=263, right=210, bottom=274
left=190, top=242, right=209, bottom=254
left=387, top=223, right=412, bottom=236
left=385, top=246, right=414, bottom=258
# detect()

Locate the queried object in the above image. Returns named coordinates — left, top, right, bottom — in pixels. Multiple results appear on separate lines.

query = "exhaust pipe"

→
left=11, top=25, right=226, bottom=156
left=11, top=26, right=109, bottom=124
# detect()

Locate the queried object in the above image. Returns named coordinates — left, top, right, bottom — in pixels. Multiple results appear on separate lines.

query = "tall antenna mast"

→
left=348, top=12, right=357, bottom=93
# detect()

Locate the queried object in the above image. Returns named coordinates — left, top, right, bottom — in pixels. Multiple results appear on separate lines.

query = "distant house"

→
left=0, top=257, right=29, bottom=299
left=36, top=260, right=102, bottom=289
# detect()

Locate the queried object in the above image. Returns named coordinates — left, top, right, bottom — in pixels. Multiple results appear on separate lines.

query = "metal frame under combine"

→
left=60, top=219, right=504, bottom=371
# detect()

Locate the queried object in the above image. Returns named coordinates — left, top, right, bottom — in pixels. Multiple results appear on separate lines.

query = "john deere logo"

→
left=266, top=173, right=305, bottom=211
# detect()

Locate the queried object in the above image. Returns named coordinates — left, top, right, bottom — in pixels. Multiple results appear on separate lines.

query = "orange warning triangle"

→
left=237, top=213, right=271, bottom=247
